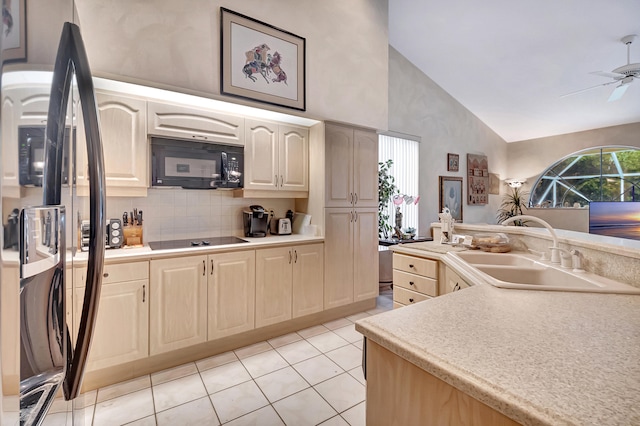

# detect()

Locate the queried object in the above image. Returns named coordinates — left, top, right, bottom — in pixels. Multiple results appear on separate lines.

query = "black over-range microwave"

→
left=19, top=126, right=71, bottom=187
left=150, top=137, right=244, bottom=189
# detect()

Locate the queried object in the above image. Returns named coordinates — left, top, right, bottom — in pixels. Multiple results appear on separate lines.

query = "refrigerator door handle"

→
left=43, top=22, right=107, bottom=401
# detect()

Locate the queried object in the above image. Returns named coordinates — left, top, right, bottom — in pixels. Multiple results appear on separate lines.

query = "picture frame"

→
left=489, top=173, right=500, bottom=195
left=2, top=0, right=26, bottom=62
left=439, top=176, right=463, bottom=222
left=467, top=154, right=489, bottom=205
left=220, top=7, right=306, bottom=111
left=447, top=153, right=459, bottom=172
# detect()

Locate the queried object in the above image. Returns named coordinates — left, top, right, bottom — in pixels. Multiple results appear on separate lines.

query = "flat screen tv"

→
left=589, top=201, right=640, bottom=241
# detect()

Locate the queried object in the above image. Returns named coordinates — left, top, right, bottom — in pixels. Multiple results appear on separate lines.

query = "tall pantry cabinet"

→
left=324, top=123, right=379, bottom=309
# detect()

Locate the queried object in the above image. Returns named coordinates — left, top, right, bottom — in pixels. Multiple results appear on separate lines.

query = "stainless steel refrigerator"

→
left=1, top=22, right=106, bottom=425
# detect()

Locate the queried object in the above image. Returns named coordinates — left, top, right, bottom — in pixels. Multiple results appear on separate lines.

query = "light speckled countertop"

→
left=356, top=281, right=640, bottom=425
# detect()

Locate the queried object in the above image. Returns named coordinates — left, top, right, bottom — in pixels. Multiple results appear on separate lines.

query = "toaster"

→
left=276, top=218, right=291, bottom=235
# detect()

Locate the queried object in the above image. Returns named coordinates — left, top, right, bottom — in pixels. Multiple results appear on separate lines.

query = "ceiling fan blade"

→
left=560, top=80, right=618, bottom=98
left=590, top=71, right=625, bottom=79
left=607, top=83, right=630, bottom=102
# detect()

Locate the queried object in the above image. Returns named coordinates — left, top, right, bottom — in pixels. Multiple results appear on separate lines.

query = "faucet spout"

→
left=501, top=215, right=560, bottom=263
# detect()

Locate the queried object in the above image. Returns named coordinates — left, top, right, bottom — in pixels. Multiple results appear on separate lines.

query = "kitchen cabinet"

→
left=74, top=261, right=149, bottom=371
left=243, top=119, right=309, bottom=194
left=76, top=91, right=148, bottom=197
left=325, top=123, right=378, bottom=208
left=255, top=243, right=324, bottom=327
left=392, top=253, right=438, bottom=308
left=441, top=265, right=470, bottom=295
left=208, top=250, right=256, bottom=340
left=1, top=263, right=19, bottom=391
left=324, top=208, right=378, bottom=309
left=1, top=85, right=51, bottom=198
left=150, top=256, right=208, bottom=355
left=147, top=100, right=244, bottom=146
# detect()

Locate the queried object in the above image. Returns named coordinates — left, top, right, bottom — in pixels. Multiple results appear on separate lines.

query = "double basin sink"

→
left=448, top=251, right=640, bottom=295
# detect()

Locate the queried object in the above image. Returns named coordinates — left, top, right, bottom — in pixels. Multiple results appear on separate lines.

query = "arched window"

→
left=529, top=146, right=640, bottom=207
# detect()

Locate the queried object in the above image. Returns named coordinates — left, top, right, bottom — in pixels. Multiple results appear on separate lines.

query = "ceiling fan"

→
left=562, top=34, right=639, bottom=101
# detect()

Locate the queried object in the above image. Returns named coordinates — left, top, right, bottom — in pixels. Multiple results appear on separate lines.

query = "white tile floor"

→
left=46, top=290, right=392, bottom=426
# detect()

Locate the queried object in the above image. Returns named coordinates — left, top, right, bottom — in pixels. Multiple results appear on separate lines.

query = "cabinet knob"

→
left=409, top=298, right=414, bottom=303
left=408, top=264, right=414, bottom=268
left=103, top=273, right=109, bottom=278
left=409, top=281, right=414, bottom=286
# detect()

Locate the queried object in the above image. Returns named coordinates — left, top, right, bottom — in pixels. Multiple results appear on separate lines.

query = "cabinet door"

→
left=147, top=101, right=244, bottom=145
left=443, top=266, right=470, bottom=295
left=76, top=280, right=149, bottom=371
left=324, top=208, right=355, bottom=308
left=1, top=265, right=19, bottom=390
left=352, top=129, right=378, bottom=208
left=292, top=244, right=324, bottom=318
left=244, top=119, right=278, bottom=190
left=325, top=124, right=354, bottom=207
left=208, top=251, right=256, bottom=340
left=279, top=125, right=309, bottom=191
left=77, top=91, right=148, bottom=196
left=150, top=256, right=208, bottom=355
left=256, top=247, right=293, bottom=328
left=353, top=208, right=379, bottom=301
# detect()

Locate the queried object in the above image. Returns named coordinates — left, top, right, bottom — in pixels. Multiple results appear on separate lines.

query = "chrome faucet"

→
left=501, top=215, right=562, bottom=264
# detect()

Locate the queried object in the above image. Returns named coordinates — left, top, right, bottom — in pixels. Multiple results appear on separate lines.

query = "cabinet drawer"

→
left=393, top=254, right=437, bottom=278
left=393, top=301, right=405, bottom=310
left=393, top=286, right=430, bottom=306
left=75, top=261, right=149, bottom=287
left=393, top=270, right=437, bottom=297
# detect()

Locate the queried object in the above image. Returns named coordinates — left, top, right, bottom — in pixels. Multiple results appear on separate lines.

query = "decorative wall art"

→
left=1, top=0, right=26, bottom=62
left=489, top=173, right=500, bottom=195
left=447, top=153, right=459, bottom=172
left=439, top=176, right=463, bottom=222
left=467, top=154, right=489, bottom=205
left=220, top=7, right=306, bottom=111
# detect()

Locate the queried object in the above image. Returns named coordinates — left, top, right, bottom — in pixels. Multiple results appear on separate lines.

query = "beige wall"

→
left=388, top=47, right=508, bottom=231
left=73, top=0, right=389, bottom=131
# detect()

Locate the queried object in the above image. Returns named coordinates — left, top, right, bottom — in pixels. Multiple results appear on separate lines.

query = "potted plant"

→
left=378, top=159, right=399, bottom=238
left=497, top=186, right=529, bottom=225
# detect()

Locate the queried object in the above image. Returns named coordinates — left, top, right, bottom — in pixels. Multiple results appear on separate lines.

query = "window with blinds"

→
left=379, top=134, right=420, bottom=235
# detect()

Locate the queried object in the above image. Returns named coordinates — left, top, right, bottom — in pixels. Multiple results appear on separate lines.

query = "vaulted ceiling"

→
left=389, top=0, right=640, bottom=142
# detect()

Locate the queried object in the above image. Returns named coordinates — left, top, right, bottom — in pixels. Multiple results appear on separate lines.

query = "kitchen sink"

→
left=448, top=251, right=640, bottom=295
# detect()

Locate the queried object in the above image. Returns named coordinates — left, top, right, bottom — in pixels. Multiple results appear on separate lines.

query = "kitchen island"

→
left=356, top=237, right=640, bottom=425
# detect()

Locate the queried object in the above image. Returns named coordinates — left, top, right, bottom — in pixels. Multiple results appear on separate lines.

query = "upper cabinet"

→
left=147, top=101, right=244, bottom=146
left=76, top=91, right=148, bottom=197
left=243, top=119, right=309, bottom=195
left=325, top=123, right=378, bottom=208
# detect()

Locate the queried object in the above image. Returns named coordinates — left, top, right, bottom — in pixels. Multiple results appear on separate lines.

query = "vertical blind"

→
left=379, top=134, right=420, bottom=234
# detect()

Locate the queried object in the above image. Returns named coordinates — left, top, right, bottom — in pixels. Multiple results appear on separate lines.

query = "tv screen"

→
left=589, top=201, right=640, bottom=241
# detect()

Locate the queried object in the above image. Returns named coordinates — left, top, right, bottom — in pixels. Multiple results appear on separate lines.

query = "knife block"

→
left=123, top=225, right=143, bottom=247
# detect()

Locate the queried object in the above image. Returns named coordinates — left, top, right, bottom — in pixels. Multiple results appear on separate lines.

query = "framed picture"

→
left=489, top=173, right=500, bottom=195
left=447, top=153, right=459, bottom=172
left=2, top=0, right=26, bottom=62
left=220, top=7, right=306, bottom=111
left=467, top=154, right=489, bottom=205
left=439, top=176, right=463, bottom=222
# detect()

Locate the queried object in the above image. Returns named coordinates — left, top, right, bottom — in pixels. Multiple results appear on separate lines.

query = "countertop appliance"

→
left=151, top=137, right=243, bottom=189
left=274, top=218, right=292, bottom=235
left=5, top=22, right=108, bottom=426
left=148, top=236, right=248, bottom=250
left=243, top=205, right=268, bottom=238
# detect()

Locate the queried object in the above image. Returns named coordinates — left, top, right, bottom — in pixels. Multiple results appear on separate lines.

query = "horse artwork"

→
left=242, top=44, right=288, bottom=85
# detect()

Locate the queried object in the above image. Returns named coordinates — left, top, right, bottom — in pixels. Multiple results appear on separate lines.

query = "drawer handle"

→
left=103, top=272, right=109, bottom=278
left=408, top=264, right=414, bottom=268
left=409, top=281, right=414, bottom=286
left=409, top=298, right=414, bottom=303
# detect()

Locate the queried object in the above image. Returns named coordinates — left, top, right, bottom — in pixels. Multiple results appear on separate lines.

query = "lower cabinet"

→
left=208, top=250, right=256, bottom=340
left=392, top=253, right=438, bottom=308
left=75, top=261, right=149, bottom=371
left=441, top=265, right=471, bottom=295
left=150, top=256, right=208, bottom=355
left=255, top=243, right=324, bottom=328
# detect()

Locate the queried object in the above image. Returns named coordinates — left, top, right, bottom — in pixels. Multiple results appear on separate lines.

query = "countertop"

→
left=356, top=246, right=640, bottom=425
left=1, top=234, right=324, bottom=266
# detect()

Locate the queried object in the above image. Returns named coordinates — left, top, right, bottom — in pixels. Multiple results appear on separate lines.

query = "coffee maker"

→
left=243, top=205, right=268, bottom=237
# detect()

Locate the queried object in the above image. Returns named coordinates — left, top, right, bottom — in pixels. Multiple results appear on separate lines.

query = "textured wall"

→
left=74, top=0, right=389, bottom=130
left=388, top=47, right=508, bottom=230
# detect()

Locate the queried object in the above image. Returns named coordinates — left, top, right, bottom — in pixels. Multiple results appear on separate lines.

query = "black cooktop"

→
left=148, top=236, right=248, bottom=250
